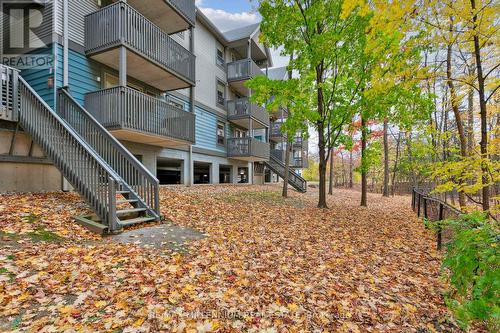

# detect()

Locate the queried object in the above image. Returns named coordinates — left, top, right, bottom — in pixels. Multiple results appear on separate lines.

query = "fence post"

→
left=412, top=190, right=415, bottom=210
left=437, top=203, right=444, bottom=250
left=417, top=193, right=421, bottom=217
left=423, top=197, right=428, bottom=219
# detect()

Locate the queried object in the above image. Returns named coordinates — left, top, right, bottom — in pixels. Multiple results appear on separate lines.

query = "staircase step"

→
left=116, top=190, right=130, bottom=194
left=116, top=208, right=147, bottom=215
left=117, top=216, right=156, bottom=227
left=117, top=199, right=138, bottom=204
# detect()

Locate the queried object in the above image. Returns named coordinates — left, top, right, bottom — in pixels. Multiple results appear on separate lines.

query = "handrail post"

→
left=437, top=202, right=444, bottom=250
left=423, top=197, right=428, bottom=219
left=417, top=193, right=421, bottom=217
left=108, top=177, right=118, bottom=233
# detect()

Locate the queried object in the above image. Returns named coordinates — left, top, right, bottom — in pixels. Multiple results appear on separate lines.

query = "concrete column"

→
left=119, top=46, right=127, bottom=86
left=248, top=162, right=253, bottom=184
left=232, top=165, right=239, bottom=184
left=188, top=146, right=194, bottom=186
left=211, top=162, right=219, bottom=184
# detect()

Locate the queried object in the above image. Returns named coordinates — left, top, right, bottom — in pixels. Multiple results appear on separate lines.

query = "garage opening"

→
left=219, top=165, right=232, bottom=183
left=194, top=162, right=211, bottom=184
left=157, top=158, right=182, bottom=185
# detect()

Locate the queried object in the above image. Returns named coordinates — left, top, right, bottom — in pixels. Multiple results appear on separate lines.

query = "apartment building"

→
left=0, top=0, right=307, bottom=232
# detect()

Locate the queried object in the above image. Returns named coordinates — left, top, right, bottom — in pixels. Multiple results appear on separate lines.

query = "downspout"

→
left=188, top=25, right=195, bottom=186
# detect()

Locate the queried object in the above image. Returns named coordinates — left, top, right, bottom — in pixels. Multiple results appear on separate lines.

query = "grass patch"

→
left=21, top=213, right=39, bottom=224
left=26, top=227, right=63, bottom=243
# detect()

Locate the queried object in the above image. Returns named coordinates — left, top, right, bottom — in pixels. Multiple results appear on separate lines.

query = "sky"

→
left=195, top=0, right=289, bottom=68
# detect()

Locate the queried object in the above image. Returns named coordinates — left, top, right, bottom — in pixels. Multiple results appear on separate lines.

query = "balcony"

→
left=85, top=2, right=195, bottom=91
left=270, top=122, right=283, bottom=141
left=227, top=98, right=269, bottom=129
left=271, top=149, right=308, bottom=169
left=227, top=59, right=264, bottom=95
left=227, top=138, right=270, bottom=162
left=122, top=0, right=195, bottom=33
left=293, top=137, right=308, bottom=148
left=85, top=86, right=195, bottom=147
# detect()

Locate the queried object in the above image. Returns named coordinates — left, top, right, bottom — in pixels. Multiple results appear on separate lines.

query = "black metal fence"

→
left=412, top=188, right=463, bottom=250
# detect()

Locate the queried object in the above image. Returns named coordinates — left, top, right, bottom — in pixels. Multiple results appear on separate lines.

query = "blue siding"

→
left=166, top=93, right=228, bottom=153
left=21, top=67, right=55, bottom=109
left=20, top=45, right=56, bottom=108
left=55, top=45, right=101, bottom=105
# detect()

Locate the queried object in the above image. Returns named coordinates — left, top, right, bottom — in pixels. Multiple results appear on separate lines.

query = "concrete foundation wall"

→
left=0, top=162, right=62, bottom=193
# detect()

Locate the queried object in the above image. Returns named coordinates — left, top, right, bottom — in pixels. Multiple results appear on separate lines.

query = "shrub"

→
left=441, top=212, right=499, bottom=331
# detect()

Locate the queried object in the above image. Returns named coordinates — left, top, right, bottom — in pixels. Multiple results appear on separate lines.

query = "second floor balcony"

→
left=227, top=97, right=269, bottom=129
left=85, top=86, right=195, bottom=147
left=271, top=149, right=309, bottom=169
left=227, top=137, right=270, bottom=162
left=227, top=58, right=264, bottom=96
left=85, top=2, right=195, bottom=91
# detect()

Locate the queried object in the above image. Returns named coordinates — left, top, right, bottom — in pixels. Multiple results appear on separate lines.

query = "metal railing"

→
left=0, top=66, right=19, bottom=122
left=227, top=97, right=269, bottom=127
left=227, top=58, right=264, bottom=82
left=167, top=0, right=196, bottom=25
left=271, top=149, right=308, bottom=169
left=58, top=88, right=160, bottom=220
left=227, top=137, right=270, bottom=160
left=85, top=87, right=195, bottom=143
left=265, top=154, right=307, bottom=192
left=412, top=188, right=463, bottom=250
left=3, top=64, right=121, bottom=231
left=85, top=1, right=195, bottom=84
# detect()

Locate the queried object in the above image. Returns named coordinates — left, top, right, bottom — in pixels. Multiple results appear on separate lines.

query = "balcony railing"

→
left=227, top=59, right=264, bottom=82
left=270, top=122, right=282, bottom=139
left=85, top=2, right=195, bottom=85
left=271, top=149, right=308, bottom=168
left=85, top=86, right=195, bottom=144
left=227, top=138, right=270, bottom=160
left=227, top=97, right=269, bottom=127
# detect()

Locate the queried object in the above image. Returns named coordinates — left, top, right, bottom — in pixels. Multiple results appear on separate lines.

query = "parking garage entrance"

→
left=157, top=158, right=183, bottom=185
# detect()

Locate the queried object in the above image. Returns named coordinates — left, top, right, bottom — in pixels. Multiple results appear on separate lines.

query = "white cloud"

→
left=199, top=7, right=260, bottom=32
left=195, top=0, right=204, bottom=6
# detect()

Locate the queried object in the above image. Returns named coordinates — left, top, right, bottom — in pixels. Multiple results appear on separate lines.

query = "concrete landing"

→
left=105, top=223, right=206, bottom=251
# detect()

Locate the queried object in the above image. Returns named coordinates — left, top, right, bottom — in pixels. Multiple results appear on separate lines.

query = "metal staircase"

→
left=265, top=154, right=307, bottom=193
left=2, top=65, right=160, bottom=233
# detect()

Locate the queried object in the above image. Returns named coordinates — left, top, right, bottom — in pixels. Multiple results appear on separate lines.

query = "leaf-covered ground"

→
left=0, top=185, right=468, bottom=332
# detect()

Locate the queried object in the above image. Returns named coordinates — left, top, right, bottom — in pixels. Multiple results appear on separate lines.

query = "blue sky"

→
left=196, top=0, right=288, bottom=67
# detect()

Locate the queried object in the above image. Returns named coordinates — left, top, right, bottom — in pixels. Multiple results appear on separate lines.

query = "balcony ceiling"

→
left=230, top=40, right=268, bottom=65
left=228, top=117, right=268, bottom=130
left=90, top=48, right=191, bottom=91
left=125, top=0, right=191, bottom=34
left=110, top=128, right=192, bottom=148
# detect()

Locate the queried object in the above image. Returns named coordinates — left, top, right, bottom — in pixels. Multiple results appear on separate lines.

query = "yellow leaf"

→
left=132, top=318, right=145, bottom=327
left=94, top=300, right=107, bottom=308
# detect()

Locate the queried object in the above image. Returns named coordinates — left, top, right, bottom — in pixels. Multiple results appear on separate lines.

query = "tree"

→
left=252, top=0, right=371, bottom=208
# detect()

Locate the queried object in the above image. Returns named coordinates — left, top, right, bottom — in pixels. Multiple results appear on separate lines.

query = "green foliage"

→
left=302, top=159, right=319, bottom=181
left=440, top=212, right=500, bottom=331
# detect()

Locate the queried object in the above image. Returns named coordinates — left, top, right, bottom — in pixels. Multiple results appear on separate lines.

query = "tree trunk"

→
left=318, top=127, right=328, bottom=208
left=329, top=150, right=334, bottom=195
left=471, top=0, right=490, bottom=211
left=382, top=118, right=390, bottom=197
left=467, top=74, right=475, bottom=156
left=360, top=116, right=367, bottom=207
left=391, top=132, right=401, bottom=196
left=282, top=141, right=291, bottom=198
left=349, top=150, right=353, bottom=188
left=446, top=25, right=467, bottom=208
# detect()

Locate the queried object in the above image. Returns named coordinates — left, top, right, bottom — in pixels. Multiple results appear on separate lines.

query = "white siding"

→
left=54, top=0, right=99, bottom=46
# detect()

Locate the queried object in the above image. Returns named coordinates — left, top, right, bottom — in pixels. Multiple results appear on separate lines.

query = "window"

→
left=103, top=73, right=143, bottom=92
left=216, top=80, right=225, bottom=107
left=217, top=122, right=225, bottom=146
left=216, top=44, right=225, bottom=67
